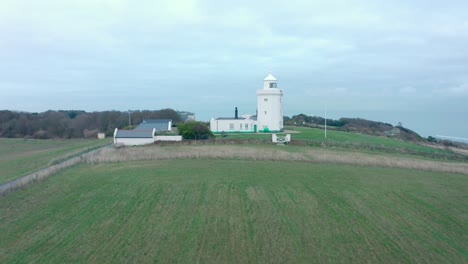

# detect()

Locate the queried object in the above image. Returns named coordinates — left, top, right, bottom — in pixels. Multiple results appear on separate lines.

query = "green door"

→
left=254, top=125, right=257, bottom=133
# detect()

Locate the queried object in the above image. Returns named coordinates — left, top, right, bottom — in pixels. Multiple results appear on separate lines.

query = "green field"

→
left=0, top=138, right=111, bottom=184
left=1, top=159, right=466, bottom=263
left=218, top=126, right=460, bottom=158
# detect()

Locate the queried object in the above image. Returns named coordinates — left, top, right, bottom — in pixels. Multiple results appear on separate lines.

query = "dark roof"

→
left=115, top=129, right=153, bottom=138
left=216, top=116, right=258, bottom=121
left=142, top=119, right=172, bottom=123
left=135, top=119, right=172, bottom=131
left=216, top=117, right=246, bottom=120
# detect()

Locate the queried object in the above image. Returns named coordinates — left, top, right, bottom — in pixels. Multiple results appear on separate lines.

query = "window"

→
left=264, top=111, right=267, bottom=115
left=229, top=123, right=234, bottom=130
left=245, top=124, right=249, bottom=130
left=269, top=82, right=277, bottom=88
left=264, top=98, right=268, bottom=102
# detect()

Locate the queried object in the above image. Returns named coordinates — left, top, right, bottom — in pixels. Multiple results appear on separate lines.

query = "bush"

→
left=83, top=129, right=99, bottom=139
left=177, top=121, right=213, bottom=140
left=33, top=129, right=49, bottom=139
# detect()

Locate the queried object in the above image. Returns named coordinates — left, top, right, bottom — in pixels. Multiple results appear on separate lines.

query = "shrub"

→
left=177, top=121, right=213, bottom=140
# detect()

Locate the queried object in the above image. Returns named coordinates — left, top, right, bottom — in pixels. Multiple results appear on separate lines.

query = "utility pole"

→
left=324, top=105, right=327, bottom=139
left=128, top=110, right=132, bottom=127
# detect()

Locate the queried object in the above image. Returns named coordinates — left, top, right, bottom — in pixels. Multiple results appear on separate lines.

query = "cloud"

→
left=433, top=83, right=468, bottom=96
left=399, top=86, right=417, bottom=95
left=0, top=0, right=467, bottom=130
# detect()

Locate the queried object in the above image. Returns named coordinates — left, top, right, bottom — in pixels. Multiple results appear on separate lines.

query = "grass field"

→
left=0, top=138, right=111, bottom=184
left=217, top=126, right=460, bottom=158
left=1, top=159, right=466, bottom=263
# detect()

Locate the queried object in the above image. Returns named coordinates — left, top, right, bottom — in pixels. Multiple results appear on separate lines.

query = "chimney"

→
left=235, top=107, right=238, bottom=119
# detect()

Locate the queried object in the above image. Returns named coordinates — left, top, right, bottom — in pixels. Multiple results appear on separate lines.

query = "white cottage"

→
left=210, top=108, right=256, bottom=133
left=113, top=128, right=155, bottom=146
left=210, top=74, right=284, bottom=133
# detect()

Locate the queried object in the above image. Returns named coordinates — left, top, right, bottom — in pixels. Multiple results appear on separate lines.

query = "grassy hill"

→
left=287, top=115, right=423, bottom=141
left=1, top=160, right=466, bottom=263
left=215, top=127, right=464, bottom=160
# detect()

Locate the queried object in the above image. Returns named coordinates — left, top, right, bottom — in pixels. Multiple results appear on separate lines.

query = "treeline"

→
left=284, top=113, right=424, bottom=141
left=284, top=114, right=348, bottom=127
left=0, top=109, right=183, bottom=139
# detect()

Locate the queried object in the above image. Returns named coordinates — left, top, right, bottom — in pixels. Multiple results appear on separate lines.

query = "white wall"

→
left=210, top=118, right=256, bottom=133
left=168, top=121, right=172, bottom=130
left=114, top=138, right=154, bottom=146
left=155, top=135, right=182, bottom=141
left=257, top=88, right=283, bottom=132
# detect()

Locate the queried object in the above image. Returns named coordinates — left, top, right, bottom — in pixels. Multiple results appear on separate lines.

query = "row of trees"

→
left=0, top=109, right=183, bottom=139
left=284, top=114, right=348, bottom=127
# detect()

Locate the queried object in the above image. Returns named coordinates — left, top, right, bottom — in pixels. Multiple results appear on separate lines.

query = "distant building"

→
left=178, top=111, right=196, bottom=121
left=113, top=119, right=183, bottom=146
left=113, top=128, right=155, bottom=146
left=210, top=74, right=284, bottom=133
left=186, top=115, right=196, bottom=121
left=384, top=127, right=401, bottom=137
left=135, top=119, right=172, bottom=132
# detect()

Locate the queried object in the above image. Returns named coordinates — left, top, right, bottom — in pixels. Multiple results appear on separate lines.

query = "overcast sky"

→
left=0, top=0, right=467, bottom=137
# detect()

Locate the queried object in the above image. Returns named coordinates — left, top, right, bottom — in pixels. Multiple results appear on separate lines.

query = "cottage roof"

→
left=135, top=119, right=171, bottom=131
left=216, top=117, right=246, bottom=120
left=142, top=119, right=172, bottom=123
left=115, top=129, right=153, bottom=138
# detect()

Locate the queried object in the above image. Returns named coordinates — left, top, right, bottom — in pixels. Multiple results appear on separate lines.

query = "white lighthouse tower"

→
left=256, top=74, right=284, bottom=132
